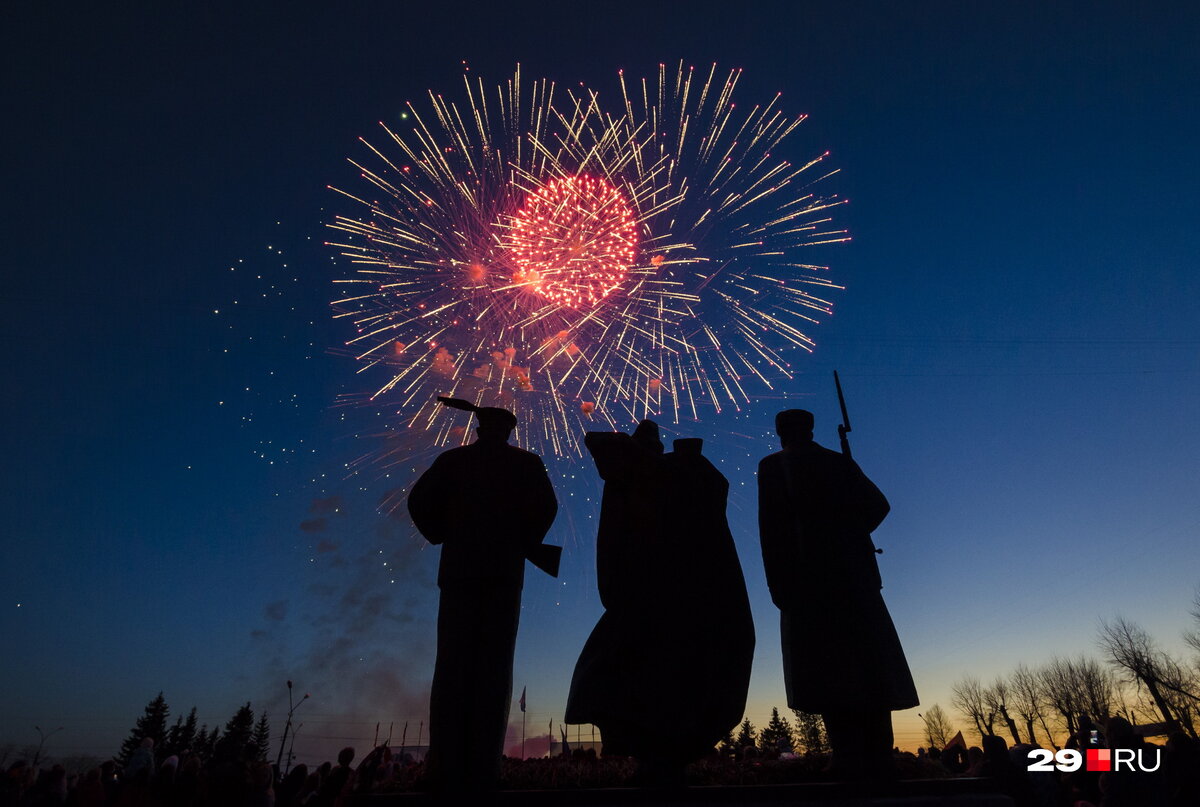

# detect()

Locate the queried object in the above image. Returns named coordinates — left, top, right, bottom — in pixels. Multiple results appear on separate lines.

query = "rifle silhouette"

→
left=834, top=371, right=882, bottom=555
left=834, top=370, right=853, bottom=458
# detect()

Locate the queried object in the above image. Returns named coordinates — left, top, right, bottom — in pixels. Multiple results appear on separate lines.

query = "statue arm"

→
left=525, top=457, right=559, bottom=548
left=851, top=461, right=890, bottom=533
left=406, top=458, right=448, bottom=545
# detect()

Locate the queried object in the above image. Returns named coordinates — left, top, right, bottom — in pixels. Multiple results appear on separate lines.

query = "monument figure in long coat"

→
left=567, top=422, right=754, bottom=782
left=408, top=398, right=558, bottom=791
left=758, top=408, right=917, bottom=780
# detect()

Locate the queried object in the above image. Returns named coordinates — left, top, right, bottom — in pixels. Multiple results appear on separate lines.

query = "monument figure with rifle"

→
left=408, top=397, right=560, bottom=791
left=757, top=373, right=918, bottom=780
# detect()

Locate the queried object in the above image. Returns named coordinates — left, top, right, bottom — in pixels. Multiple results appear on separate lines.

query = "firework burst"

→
left=508, top=174, right=639, bottom=309
left=328, top=63, right=847, bottom=457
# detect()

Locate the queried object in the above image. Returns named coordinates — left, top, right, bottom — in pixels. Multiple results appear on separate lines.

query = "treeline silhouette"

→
left=2, top=693, right=278, bottom=807
left=718, top=708, right=830, bottom=757
left=7, top=691, right=1200, bottom=806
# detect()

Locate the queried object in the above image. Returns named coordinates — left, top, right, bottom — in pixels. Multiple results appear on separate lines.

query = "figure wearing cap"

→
left=758, top=409, right=918, bottom=780
left=408, top=397, right=559, bottom=791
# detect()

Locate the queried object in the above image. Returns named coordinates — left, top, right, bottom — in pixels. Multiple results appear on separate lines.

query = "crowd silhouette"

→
left=7, top=719, right=1199, bottom=806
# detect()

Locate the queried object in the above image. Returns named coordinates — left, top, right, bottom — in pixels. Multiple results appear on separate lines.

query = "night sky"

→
left=4, top=2, right=1199, bottom=763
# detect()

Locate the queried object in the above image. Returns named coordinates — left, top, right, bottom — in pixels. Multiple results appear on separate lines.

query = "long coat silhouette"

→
left=566, top=427, right=754, bottom=765
left=757, top=438, right=918, bottom=714
left=408, top=415, right=557, bottom=790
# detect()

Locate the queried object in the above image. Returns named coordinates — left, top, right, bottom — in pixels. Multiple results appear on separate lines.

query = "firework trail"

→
left=328, top=63, right=847, bottom=458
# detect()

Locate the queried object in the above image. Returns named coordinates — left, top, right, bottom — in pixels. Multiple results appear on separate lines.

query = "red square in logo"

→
left=1087, top=748, right=1111, bottom=772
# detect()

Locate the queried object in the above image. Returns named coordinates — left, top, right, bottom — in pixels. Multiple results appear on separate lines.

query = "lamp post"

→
left=275, top=680, right=310, bottom=773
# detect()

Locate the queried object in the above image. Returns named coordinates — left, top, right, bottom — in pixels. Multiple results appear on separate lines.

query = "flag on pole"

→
left=944, top=731, right=966, bottom=751
left=519, top=686, right=526, bottom=712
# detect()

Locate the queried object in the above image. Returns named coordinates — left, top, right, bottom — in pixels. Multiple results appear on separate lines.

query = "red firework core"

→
left=509, top=175, right=638, bottom=308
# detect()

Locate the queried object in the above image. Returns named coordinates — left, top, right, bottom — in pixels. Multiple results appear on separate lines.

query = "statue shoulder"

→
left=758, top=450, right=786, bottom=473
left=814, top=443, right=849, bottom=463
left=490, top=443, right=547, bottom=469
left=431, top=445, right=474, bottom=465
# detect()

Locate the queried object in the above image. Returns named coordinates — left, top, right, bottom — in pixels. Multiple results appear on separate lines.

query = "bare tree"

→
left=1154, top=652, right=1199, bottom=738
left=1076, top=657, right=1115, bottom=725
left=1184, top=588, right=1200, bottom=657
left=1098, top=617, right=1181, bottom=732
left=1009, top=664, right=1055, bottom=748
left=951, top=676, right=994, bottom=740
left=919, top=703, right=955, bottom=750
left=1040, top=657, right=1086, bottom=739
left=1109, top=679, right=1152, bottom=726
left=984, top=677, right=1022, bottom=744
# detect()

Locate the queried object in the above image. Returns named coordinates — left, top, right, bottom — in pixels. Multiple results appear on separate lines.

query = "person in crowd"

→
left=978, top=734, right=1035, bottom=806
left=1098, top=717, right=1167, bottom=807
left=311, top=746, right=354, bottom=806
left=275, top=763, right=308, bottom=807
left=1165, top=730, right=1199, bottom=807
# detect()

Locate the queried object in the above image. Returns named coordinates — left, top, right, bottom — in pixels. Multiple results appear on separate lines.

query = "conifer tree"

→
left=716, top=726, right=737, bottom=756
left=118, top=693, right=169, bottom=765
left=164, top=707, right=198, bottom=758
left=759, top=707, right=795, bottom=752
left=165, top=716, right=183, bottom=758
left=734, top=718, right=757, bottom=749
left=251, top=712, right=270, bottom=762
left=215, top=703, right=255, bottom=763
left=792, top=709, right=829, bottom=754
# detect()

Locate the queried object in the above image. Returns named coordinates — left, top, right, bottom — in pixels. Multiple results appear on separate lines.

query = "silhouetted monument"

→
left=407, top=398, right=559, bottom=791
left=567, top=421, right=754, bottom=784
left=758, top=409, right=918, bottom=781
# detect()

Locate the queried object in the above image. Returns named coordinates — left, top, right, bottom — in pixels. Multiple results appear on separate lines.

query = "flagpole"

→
left=518, top=685, right=527, bottom=759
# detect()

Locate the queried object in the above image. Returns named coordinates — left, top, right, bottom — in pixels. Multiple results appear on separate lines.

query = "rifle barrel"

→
left=834, top=370, right=852, bottom=434
left=834, top=370, right=853, bottom=458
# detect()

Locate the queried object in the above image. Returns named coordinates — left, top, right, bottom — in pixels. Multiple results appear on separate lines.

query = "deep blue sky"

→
left=3, top=1, right=1199, bottom=761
